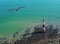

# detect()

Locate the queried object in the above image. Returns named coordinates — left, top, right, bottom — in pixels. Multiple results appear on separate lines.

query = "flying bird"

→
left=8, top=6, right=24, bottom=11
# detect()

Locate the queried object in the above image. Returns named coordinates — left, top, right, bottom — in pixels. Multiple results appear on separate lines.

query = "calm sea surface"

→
left=0, top=0, right=60, bottom=37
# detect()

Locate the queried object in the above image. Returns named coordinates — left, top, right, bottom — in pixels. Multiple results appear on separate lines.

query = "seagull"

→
left=8, top=6, right=24, bottom=11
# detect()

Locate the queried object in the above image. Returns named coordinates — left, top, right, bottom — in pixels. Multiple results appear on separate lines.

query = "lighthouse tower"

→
left=42, top=19, right=46, bottom=32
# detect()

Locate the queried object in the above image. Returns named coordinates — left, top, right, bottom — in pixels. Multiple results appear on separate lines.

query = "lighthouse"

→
left=42, top=19, right=46, bottom=32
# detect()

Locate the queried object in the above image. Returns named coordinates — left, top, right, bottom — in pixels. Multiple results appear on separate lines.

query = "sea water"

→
left=0, top=0, right=60, bottom=37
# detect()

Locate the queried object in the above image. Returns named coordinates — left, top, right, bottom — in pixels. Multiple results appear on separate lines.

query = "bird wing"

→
left=8, top=9, right=16, bottom=11
left=17, top=6, right=24, bottom=10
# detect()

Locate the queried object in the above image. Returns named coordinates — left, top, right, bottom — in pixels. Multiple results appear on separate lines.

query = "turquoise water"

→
left=0, top=0, right=60, bottom=37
